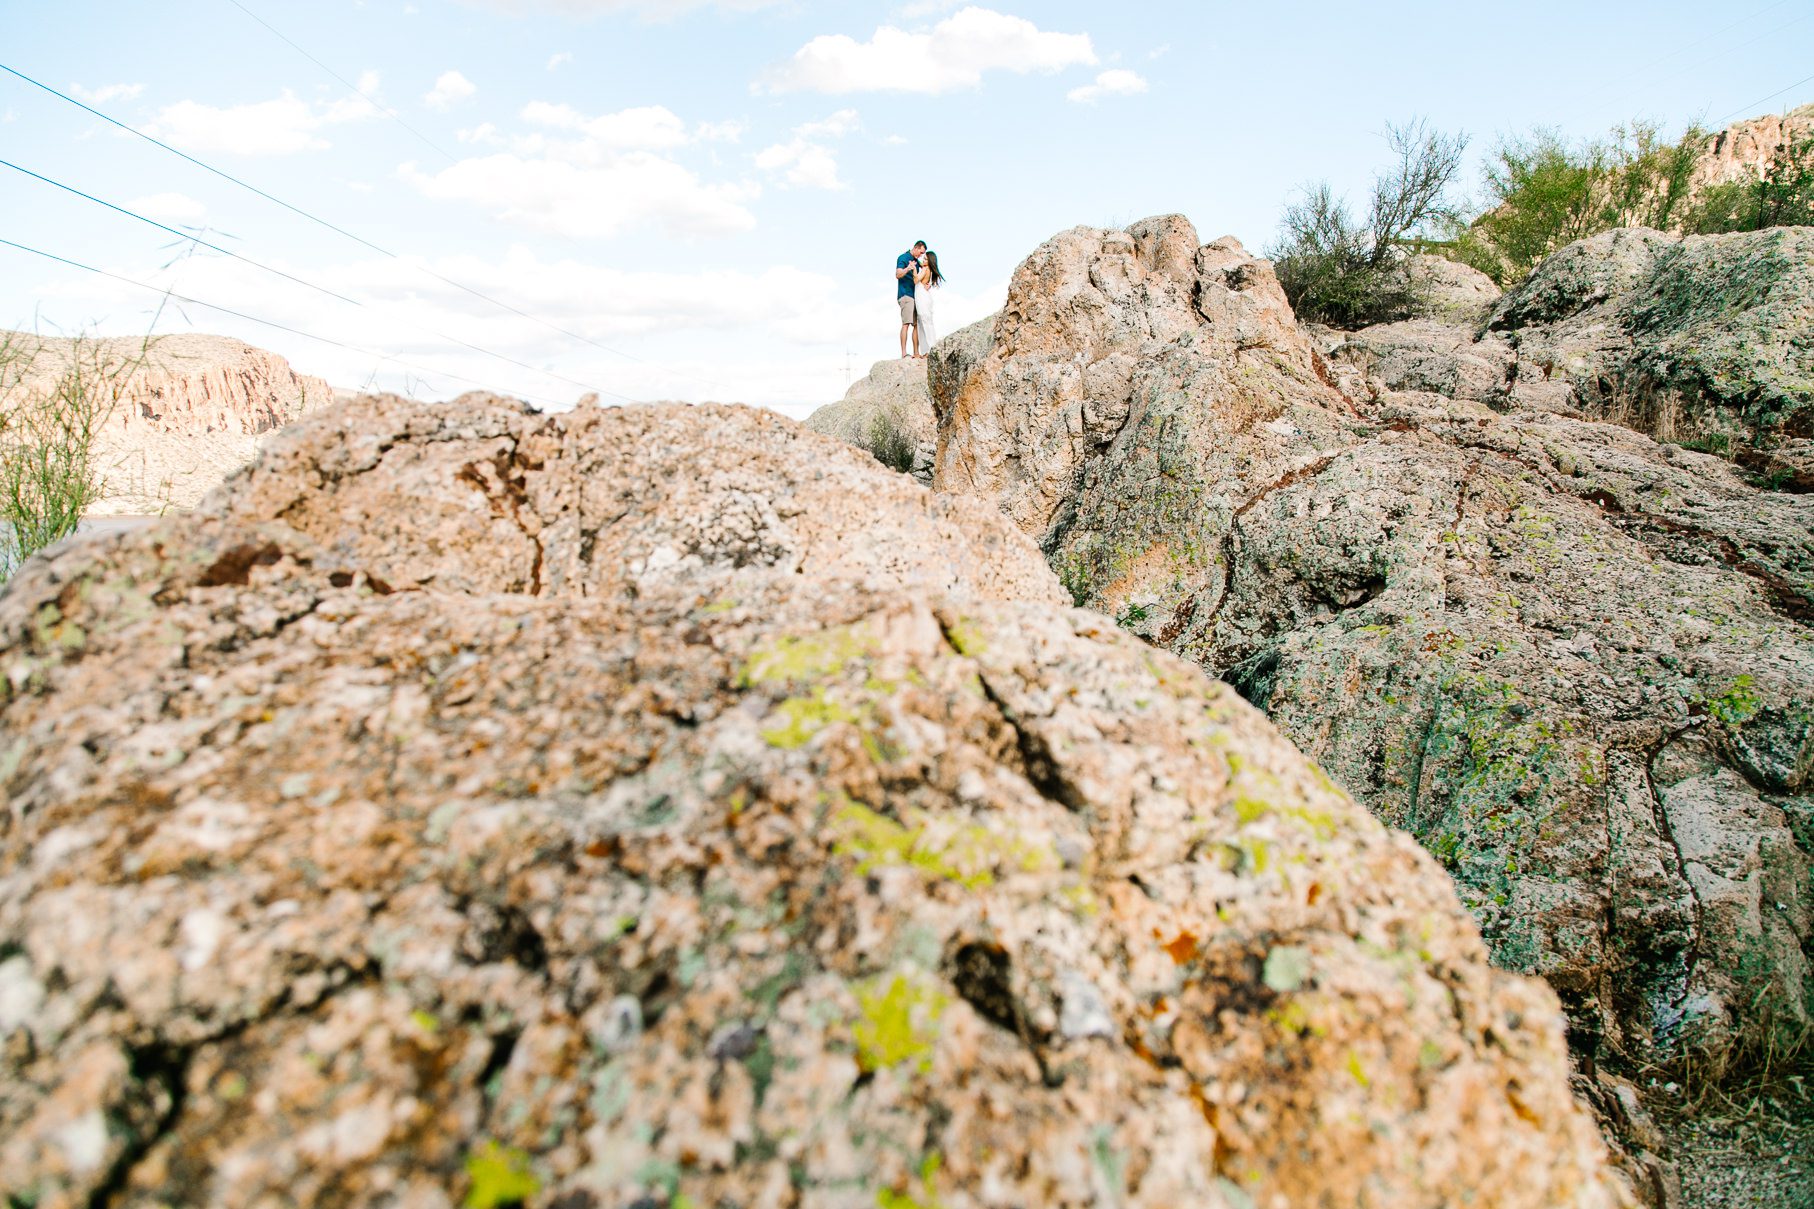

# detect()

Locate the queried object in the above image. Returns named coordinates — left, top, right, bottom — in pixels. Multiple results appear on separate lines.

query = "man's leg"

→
left=900, top=324, right=911, bottom=358
left=912, top=320, right=922, bottom=358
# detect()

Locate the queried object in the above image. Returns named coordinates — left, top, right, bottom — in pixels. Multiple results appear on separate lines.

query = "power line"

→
left=1715, top=69, right=1814, bottom=126
left=0, top=235, right=569, bottom=410
left=1576, top=0, right=1794, bottom=112
left=0, top=61, right=658, bottom=378
left=223, top=0, right=458, bottom=165
left=0, top=156, right=631, bottom=403
left=0, top=157, right=360, bottom=306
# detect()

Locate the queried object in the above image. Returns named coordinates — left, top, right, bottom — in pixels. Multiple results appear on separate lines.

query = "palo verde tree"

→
left=1269, top=119, right=1469, bottom=329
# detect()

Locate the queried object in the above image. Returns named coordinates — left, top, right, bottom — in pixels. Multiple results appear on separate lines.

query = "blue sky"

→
left=2, top=0, right=1810, bottom=415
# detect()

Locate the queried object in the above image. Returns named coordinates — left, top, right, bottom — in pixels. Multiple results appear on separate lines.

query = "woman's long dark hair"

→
left=923, top=250, right=944, bottom=288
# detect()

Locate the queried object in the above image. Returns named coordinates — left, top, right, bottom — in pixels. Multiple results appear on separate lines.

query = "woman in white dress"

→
left=914, top=250, right=942, bottom=358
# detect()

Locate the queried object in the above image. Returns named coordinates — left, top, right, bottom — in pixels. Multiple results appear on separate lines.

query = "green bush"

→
left=1269, top=120, right=1468, bottom=328
left=1685, top=132, right=1814, bottom=233
left=0, top=331, right=146, bottom=577
left=865, top=408, right=917, bottom=475
left=1454, top=120, right=1703, bottom=286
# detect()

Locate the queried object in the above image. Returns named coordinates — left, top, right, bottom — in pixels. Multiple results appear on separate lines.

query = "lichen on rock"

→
left=932, top=215, right=1814, bottom=1079
left=0, top=396, right=1625, bottom=1206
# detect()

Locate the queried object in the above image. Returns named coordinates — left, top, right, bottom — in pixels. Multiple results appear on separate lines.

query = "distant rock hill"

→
left=804, top=357, right=937, bottom=485
left=1686, top=102, right=1814, bottom=198
left=5, top=331, right=334, bottom=515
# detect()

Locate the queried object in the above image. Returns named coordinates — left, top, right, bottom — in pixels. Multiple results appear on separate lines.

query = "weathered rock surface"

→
left=0, top=396, right=1627, bottom=1207
left=1487, top=226, right=1814, bottom=446
left=1404, top=253, right=1504, bottom=325
left=1683, top=103, right=1814, bottom=197
left=803, top=358, right=937, bottom=484
left=932, top=216, right=1814, bottom=1077
left=5, top=331, right=332, bottom=514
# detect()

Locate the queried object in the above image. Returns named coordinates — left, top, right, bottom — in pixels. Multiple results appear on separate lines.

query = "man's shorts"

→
left=898, top=295, right=916, bottom=324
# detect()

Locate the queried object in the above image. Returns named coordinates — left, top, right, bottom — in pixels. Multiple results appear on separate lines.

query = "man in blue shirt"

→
left=896, top=240, right=926, bottom=359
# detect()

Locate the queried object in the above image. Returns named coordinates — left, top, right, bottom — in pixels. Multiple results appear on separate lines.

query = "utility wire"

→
left=223, top=0, right=458, bottom=165
left=1576, top=0, right=1794, bottom=111
left=1715, top=69, right=1814, bottom=126
left=0, top=60, right=716, bottom=392
left=0, top=236, right=569, bottom=409
left=1, top=157, right=360, bottom=306
left=0, top=156, right=631, bottom=402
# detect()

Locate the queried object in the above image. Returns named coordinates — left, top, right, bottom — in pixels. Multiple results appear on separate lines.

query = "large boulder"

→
left=1403, top=254, right=1504, bottom=325
left=933, top=217, right=1814, bottom=1075
left=803, top=359, right=938, bottom=485
left=932, top=216, right=1331, bottom=551
left=0, top=396, right=1627, bottom=1207
left=1488, top=226, right=1814, bottom=446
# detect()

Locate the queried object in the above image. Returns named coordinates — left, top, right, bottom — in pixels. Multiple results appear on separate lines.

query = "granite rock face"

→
left=0, top=396, right=1626, bottom=1207
left=932, top=217, right=1814, bottom=1073
left=1487, top=226, right=1814, bottom=447
left=4, top=331, right=334, bottom=515
left=803, top=358, right=937, bottom=485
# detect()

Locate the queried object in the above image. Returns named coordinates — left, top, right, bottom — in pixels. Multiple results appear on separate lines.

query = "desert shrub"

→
left=1686, top=132, right=1814, bottom=233
left=1455, top=120, right=1703, bottom=286
left=865, top=408, right=917, bottom=475
left=1270, top=120, right=1468, bottom=329
left=0, top=331, right=146, bottom=577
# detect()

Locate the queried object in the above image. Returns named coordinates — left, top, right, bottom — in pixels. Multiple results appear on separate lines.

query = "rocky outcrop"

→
left=1404, top=254, right=1504, bottom=324
left=0, top=395, right=1627, bottom=1207
left=1684, top=103, right=1814, bottom=197
left=6, top=331, right=332, bottom=514
left=1486, top=226, right=1814, bottom=447
left=932, top=216, right=1814, bottom=1077
left=1331, top=226, right=1814, bottom=451
left=803, top=358, right=937, bottom=484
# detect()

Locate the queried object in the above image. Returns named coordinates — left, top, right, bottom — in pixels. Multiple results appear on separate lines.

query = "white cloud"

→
left=424, top=70, right=477, bottom=110
left=1148, top=43, right=1172, bottom=60
left=756, top=109, right=860, bottom=190
left=406, top=99, right=760, bottom=237
left=521, top=100, right=689, bottom=149
left=696, top=119, right=747, bottom=143
left=129, top=192, right=207, bottom=224
left=1067, top=68, right=1148, bottom=104
left=142, top=90, right=376, bottom=155
left=400, top=152, right=757, bottom=238
left=755, top=140, right=845, bottom=190
left=2, top=109, right=15, bottom=124
left=759, top=6, right=1096, bottom=95
left=883, top=134, right=908, bottom=145
left=70, top=82, right=143, bottom=106
left=547, top=52, right=573, bottom=70
left=796, top=108, right=861, bottom=139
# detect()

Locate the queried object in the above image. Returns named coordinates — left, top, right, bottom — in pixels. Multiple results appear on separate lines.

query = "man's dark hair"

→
left=912, top=240, right=927, bottom=250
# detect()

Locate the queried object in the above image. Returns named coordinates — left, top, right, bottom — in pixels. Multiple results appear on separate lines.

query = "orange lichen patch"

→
left=1163, top=931, right=1200, bottom=964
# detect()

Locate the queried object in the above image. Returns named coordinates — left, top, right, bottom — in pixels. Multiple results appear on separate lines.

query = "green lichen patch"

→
left=852, top=972, right=948, bottom=1074
left=761, top=694, right=863, bottom=749
left=463, top=1141, right=539, bottom=1209
left=739, top=623, right=878, bottom=688
left=833, top=801, right=1052, bottom=889
left=1707, top=673, right=1762, bottom=727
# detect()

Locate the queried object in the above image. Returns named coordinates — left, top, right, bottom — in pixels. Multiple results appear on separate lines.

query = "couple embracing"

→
left=894, top=239, right=943, bottom=359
